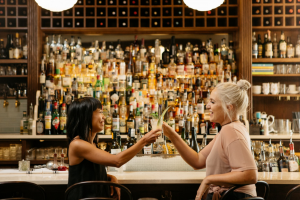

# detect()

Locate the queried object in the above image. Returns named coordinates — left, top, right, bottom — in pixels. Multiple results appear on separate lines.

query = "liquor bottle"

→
left=112, top=104, right=120, bottom=137
left=200, top=41, right=208, bottom=64
left=6, top=34, right=13, bottom=58
left=104, top=102, right=112, bottom=135
left=193, top=107, right=199, bottom=134
left=93, top=40, right=100, bottom=61
left=140, top=38, right=147, bottom=60
left=62, top=39, right=70, bottom=60
left=295, top=35, right=300, bottom=58
left=268, top=140, right=279, bottom=172
left=287, top=37, right=295, bottom=58
left=228, top=41, right=234, bottom=64
left=127, top=128, right=136, bottom=149
left=20, top=111, right=28, bottom=134
left=258, top=143, right=270, bottom=172
left=277, top=140, right=289, bottom=172
left=127, top=104, right=135, bottom=132
left=0, top=39, right=7, bottom=59
left=257, top=34, right=263, bottom=58
left=56, top=35, right=63, bottom=55
left=190, top=127, right=200, bottom=153
left=288, top=138, right=299, bottom=172
left=50, top=35, right=56, bottom=54
left=110, top=131, right=121, bottom=155
left=265, top=30, right=273, bottom=58
left=28, top=103, right=33, bottom=135
left=220, top=38, right=228, bottom=61
left=135, top=104, right=142, bottom=134
left=170, top=36, right=177, bottom=63
left=273, top=33, right=279, bottom=58
left=263, top=33, right=268, bottom=58
left=36, top=114, right=45, bottom=135
left=44, top=101, right=52, bottom=135
left=279, top=31, right=287, bottom=58
left=51, top=101, right=60, bottom=135
left=59, top=103, right=67, bottom=135
left=69, top=36, right=76, bottom=60
left=13, top=33, right=22, bottom=59
left=76, top=37, right=83, bottom=61
left=44, top=36, right=50, bottom=59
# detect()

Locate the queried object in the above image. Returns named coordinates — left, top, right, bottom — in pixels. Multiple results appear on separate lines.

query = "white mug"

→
left=271, top=83, right=279, bottom=94
left=253, top=85, right=262, bottom=94
left=288, top=84, right=296, bottom=92
left=262, top=83, right=270, bottom=95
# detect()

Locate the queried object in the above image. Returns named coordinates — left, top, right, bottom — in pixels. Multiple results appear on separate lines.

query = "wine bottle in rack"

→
left=119, top=8, right=127, bottom=16
left=252, top=0, right=261, bottom=3
left=275, top=6, right=282, bottom=14
left=264, top=7, right=271, bottom=15
left=119, top=0, right=127, bottom=5
left=275, top=0, right=282, bottom=2
left=163, top=0, right=171, bottom=5
left=173, top=0, right=182, bottom=4
left=141, top=8, right=149, bottom=16
left=163, top=8, right=171, bottom=16
left=130, top=0, right=137, bottom=5
left=108, top=0, right=116, bottom=5
left=141, top=0, right=149, bottom=5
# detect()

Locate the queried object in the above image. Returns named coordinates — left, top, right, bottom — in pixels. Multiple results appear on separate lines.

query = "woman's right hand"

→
left=162, top=122, right=176, bottom=139
left=142, top=128, right=161, bottom=144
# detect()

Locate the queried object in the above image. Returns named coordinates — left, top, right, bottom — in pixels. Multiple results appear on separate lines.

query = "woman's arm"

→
left=162, top=123, right=210, bottom=169
left=196, top=170, right=258, bottom=200
left=70, top=129, right=161, bottom=167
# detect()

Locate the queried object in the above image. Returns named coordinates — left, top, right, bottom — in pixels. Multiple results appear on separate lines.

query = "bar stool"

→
left=65, top=181, right=133, bottom=200
left=220, top=181, right=269, bottom=200
left=0, top=181, right=46, bottom=200
left=285, top=185, right=300, bottom=200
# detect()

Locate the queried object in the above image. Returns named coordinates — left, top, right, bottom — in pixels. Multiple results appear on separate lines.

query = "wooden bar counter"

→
left=0, top=171, right=299, bottom=200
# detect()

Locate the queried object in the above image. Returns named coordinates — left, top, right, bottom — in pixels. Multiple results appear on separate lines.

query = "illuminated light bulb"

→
left=183, top=0, right=223, bottom=12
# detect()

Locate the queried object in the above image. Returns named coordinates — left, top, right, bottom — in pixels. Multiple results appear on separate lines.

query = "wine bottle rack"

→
left=40, top=0, right=238, bottom=29
left=0, top=0, right=27, bottom=29
left=252, top=0, right=300, bottom=28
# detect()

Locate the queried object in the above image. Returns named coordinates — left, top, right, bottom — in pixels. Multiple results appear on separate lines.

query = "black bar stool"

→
left=65, top=181, right=133, bottom=200
left=220, top=181, right=269, bottom=200
left=0, top=181, right=46, bottom=200
left=285, top=185, right=300, bottom=200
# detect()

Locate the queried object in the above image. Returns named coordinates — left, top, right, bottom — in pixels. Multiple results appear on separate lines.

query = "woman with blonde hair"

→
left=163, top=80, right=258, bottom=200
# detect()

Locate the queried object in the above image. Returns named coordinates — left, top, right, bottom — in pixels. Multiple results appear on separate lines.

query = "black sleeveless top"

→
left=68, top=158, right=110, bottom=199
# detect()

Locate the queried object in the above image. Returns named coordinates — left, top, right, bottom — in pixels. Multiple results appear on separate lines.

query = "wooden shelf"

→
left=0, top=75, right=28, bottom=78
left=0, top=97, right=27, bottom=99
left=253, top=74, right=300, bottom=77
left=0, top=59, right=28, bottom=64
left=197, top=135, right=300, bottom=140
left=0, top=158, right=69, bottom=165
left=0, top=134, right=67, bottom=139
left=252, top=58, right=300, bottom=63
left=253, top=94, right=300, bottom=97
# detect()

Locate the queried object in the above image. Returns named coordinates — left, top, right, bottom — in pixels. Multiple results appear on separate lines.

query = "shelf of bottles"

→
left=252, top=30, right=300, bottom=61
left=40, top=0, right=238, bottom=29
left=35, top=33, right=238, bottom=150
left=0, top=0, right=28, bottom=29
left=252, top=0, right=300, bottom=28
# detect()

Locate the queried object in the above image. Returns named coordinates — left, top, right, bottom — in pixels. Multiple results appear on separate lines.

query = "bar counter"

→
left=1, top=171, right=300, bottom=185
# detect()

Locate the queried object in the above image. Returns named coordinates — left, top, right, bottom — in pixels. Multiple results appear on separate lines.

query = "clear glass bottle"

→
left=22, top=33, right=28, bottom=59
left=287, top=37, right=295, bottom=58
left=265, top=30, right=273, bottom=58
left=28, top=103, right=33, bottom=135
left=288, top=138, right=299, bottom=172
left=252, top=32, right=258, bottom=59
left=279, top=31, right=287, bottom=58
left=199, top=133, right=207, bottom=151
left=20, top=111, right=28, bottom=134
left=295, top=35, right=300, bottom=58
left=220, top=38, right=228, bottom=61
left=268, top=140, right=279, bottom=172
left=76, top=37, right=83, bottom=61
left=273, top=33, right=279, bottom=58
left=13, top=32, right=22, bottom=59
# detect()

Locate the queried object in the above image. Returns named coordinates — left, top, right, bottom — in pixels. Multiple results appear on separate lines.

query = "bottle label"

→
left=105, top=125, right=112, bottom=135
left=126, top=76, right=132, bottom=87
left=23, top=46, right=28, bottom=57
left=63, top=77, right=70, bottom=87
left=265, top=44, right=273, bottom=57
left=112, top=118, right=120, bottom=131
left=60, top=117, right=66, bottom=130
left=143, top=145, right=152, bottom=154
left=77, top=77, right=83, bottom=83
left=139, top=126, right=144, bottom=135
left=269, top=162, right=279, bottom=172
left=76, top=48, right=82, bottom=60
left=36, top=122, right=44, bottom=134
left=111, top=94, right=119, bottom=104
left=197, top=103, right=204, bottom=114
left=45, top=116, right=51, bottom=130
left=83, top=76, right=91, bottom=83
left=120, top=118, right=126, bottom=133
left=93, top=52, right=99, bottom=60
left=127, top=121, right=135, bottom=132
left=103, top=105, right=110, bottom=117
left=52, top=117, right=60, bottom=130
left=176, top=65, right=185, bottom=74
left=135, top=117, right=141, bottom=131
left=289, top=160, right=299, bottom=172
left=280, top=42, right=287, bottom=51
left=296, top=46, right=300, bottom=56
left=179, top=120, right=184, bottom=127
left=14, top=49, right=20, bottom=59
left=111, top=149, right=121, bottom=155
left=253, top=43, right=258, bottom=55
left=281, top=168, right=289, bottom=172
left=40, top=75, right=46, bottom=84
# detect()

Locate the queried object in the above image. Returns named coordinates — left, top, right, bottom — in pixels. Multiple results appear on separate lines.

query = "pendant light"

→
left=35, top=0, right=77, bottom=12
left=183, top=0, right=224, bottom=12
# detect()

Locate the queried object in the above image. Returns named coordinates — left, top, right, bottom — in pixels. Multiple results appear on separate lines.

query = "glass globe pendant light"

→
left=35, top=0, right=77, bottom=12
left=183, top=0, right=224, bottom=12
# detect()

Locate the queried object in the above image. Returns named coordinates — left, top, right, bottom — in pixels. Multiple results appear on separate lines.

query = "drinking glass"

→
left=280, top=65, right=286, bottom=74
left=3, top=148, right=10, bottom=160
left=277, top=119, right=285, bottom=134
left=286, top=64, right=293, bottom=74
left=295, top=64, right=300, bottom=74
left=0, top=66, right=5, bottom=75
left=0, top=147, right=3, bottom=160
left=150, top=119, right=164, bottom=154
left=292, top=119, right=300, bottom=134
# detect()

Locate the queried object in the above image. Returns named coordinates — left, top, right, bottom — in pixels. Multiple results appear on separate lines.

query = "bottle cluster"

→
left=36, top=35, right=238, bottom=142
left=253, top=139, right=300, bottom=172
left=0, top=33, right=28, bottom=59
left=252, top=30, right=300, bottom=59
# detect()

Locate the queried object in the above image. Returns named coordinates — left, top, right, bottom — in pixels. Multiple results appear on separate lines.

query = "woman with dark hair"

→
left=67, top=97, right=161, bottom=200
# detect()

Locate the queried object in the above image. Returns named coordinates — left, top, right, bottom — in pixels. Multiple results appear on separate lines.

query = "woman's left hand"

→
left=195, top=177, right=210, bottom=200
left=108, top=174, right=121, bottom=200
